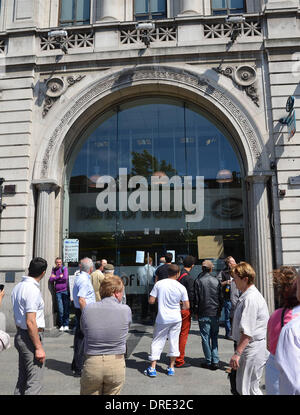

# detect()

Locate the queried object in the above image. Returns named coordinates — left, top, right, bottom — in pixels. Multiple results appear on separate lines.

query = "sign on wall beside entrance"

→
left=279, top=95, right=296, bottom=140
left=63, top=239, right=79, bottom=263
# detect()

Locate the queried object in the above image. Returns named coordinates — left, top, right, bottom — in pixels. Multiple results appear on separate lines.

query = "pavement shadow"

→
left=127, top=352, right=171, bottom=375
left=45, top=359, right=74, bottom=377
left=184, top=356, right=229, bottom=372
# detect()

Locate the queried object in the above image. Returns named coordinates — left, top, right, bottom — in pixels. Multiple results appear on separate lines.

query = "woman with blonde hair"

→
left=229, top=262, right=269, bottom=395
left=265, top=266, right=300, bottom=395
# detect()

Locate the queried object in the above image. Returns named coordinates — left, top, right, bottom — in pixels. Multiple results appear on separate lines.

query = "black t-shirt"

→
left=155, top=264, right=170, bottom=281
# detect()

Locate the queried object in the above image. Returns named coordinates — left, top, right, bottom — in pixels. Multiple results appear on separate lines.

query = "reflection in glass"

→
left=66, top=98, right=245, bottom=319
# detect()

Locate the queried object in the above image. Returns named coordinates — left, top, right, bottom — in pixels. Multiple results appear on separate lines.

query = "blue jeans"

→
left=56, top=290, right=70, bottom=327
left=223, top=300, right=232, bottom=337
left=198, top=316, right=220, bottom=364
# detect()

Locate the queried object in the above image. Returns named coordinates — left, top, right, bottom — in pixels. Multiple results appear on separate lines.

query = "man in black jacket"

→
left=175, top=255, right=195, bottom=368
left=194, top=259, right=223, bottom=370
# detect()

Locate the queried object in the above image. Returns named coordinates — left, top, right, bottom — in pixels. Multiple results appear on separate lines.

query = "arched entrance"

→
left=65, top=97, right=246, bottom=320
left=32, top=65, right=274, bottom=328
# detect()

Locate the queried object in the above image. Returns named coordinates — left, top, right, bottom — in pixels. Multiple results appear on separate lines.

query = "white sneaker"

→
left=59, top=326, right=64, bottom=332
left=63, top=326, right=69, bottom=332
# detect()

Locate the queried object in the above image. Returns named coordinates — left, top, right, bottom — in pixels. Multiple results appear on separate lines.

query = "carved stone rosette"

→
left=213, top=64, right=259, bottom=107
left=42, top=75, right=86, bottom=117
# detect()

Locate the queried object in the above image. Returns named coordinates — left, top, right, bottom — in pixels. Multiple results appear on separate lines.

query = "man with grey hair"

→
left=71, top=257, right=96, bottom=377
left=103, top=264, right=127, bottom=304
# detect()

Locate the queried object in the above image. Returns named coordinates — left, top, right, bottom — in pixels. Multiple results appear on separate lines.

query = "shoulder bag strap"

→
left=281, top=307, right=287, bottom=328
left=178, top=272, right=188, bottom=282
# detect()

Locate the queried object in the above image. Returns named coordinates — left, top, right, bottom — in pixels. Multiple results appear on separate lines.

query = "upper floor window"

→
left=212, top=0, right=245, bottom=15
left=134, top=0, right=167, bottom=20
left=59, top=0, right=91, bottom=26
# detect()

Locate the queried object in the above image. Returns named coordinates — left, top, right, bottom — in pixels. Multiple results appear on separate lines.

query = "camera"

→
left=0, top=284, right=4, bottom=292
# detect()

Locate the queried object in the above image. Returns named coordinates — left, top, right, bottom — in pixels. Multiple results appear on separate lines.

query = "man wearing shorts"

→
left=145, top=264, right=189, bottom=377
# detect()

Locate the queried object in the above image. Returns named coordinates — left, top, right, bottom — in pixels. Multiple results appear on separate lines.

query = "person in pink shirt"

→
left=265, top=266, right=300, bottom=395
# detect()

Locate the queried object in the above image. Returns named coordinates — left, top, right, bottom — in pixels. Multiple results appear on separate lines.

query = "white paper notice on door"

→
left=136, top=251, right=145, bottom=263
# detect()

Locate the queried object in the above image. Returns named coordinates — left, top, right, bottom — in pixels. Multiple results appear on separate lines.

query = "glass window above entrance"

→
left=66, top=97, right=245, bottom=320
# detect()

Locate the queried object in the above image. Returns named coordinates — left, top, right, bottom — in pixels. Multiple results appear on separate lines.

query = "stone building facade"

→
left=0, top=0, right=299, bottom=331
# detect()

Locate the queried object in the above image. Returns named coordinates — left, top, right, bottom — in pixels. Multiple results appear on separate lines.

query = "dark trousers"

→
left=56, top=290, right=70, bottom=327
left=71, top=308, right=85, bottom=374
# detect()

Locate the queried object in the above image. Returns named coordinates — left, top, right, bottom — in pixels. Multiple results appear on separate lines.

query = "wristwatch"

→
left=234, top=351, right=241, bottom=356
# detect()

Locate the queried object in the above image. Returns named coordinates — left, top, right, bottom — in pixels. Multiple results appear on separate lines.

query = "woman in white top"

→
left=275, top=270, right=300, bottom=394
left=229, top=262, right=270, bottom=395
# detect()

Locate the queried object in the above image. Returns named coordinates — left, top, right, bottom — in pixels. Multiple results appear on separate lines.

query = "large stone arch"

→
left=33, top=65, right=268, bottom=185
left=32, top=65, right=274, bottom=329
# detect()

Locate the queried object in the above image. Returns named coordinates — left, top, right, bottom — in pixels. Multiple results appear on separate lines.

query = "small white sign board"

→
left=63, top=239, right=79, bottom=263
left=136, top=251, right=145, bottom=263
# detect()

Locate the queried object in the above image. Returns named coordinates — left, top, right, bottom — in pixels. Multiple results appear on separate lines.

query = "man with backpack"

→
left=175, top=255, right=195, bottom=368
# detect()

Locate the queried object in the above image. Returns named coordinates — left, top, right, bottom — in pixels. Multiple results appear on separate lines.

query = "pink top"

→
left=267, top=305, right=300, bottom=355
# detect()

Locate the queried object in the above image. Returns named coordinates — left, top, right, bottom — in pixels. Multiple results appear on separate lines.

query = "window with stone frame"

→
left=211, top=0, right=245, bottom=15
left=59, top=0, right=91, bottom=26
left=134, top=0, right=167, bottom=20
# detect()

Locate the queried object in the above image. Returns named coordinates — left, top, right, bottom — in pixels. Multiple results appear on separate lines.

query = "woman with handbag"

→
left=265, top=266, right=300, bottom=395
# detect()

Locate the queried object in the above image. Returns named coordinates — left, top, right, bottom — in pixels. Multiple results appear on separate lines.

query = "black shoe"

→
left=175, top=362, right=192, bottom=368
left=210, top=363, right=219, bottom=371
left=73, top=371, right=82, bottom=377
left=201, top=362, right=211, bottom=369
left=225, top=335, right=233, bottom=340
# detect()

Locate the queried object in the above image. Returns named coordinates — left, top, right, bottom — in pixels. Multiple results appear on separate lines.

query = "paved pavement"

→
left=0, top=320, right=266, bottom=395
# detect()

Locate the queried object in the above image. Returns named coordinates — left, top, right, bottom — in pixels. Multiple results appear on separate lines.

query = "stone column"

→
left=246, top=175, right=274, bottom=312
left=179, top=0, right=202, bottom=15
left=97, top=0, right=124, bottom=21
left=32, top=180, right=60, bottom=330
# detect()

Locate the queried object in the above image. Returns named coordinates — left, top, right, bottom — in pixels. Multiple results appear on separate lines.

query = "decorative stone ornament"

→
left=213, top=64, right=259, bottom=107
left=42, top=75, right=85, bottom=117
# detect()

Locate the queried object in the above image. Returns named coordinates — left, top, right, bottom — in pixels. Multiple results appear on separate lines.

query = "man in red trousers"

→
left=175, top=256, right=195, bottom=368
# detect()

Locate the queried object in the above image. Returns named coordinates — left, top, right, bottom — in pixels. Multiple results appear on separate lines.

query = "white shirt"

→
left=11, top=276, right=45, bottom=329
left=150, top=278, right=188, bottom=325
left=275, top=315, right=300, bottom=395
left=137, top=264, right=156, bottom=286
left=232, top=285, right=269, bottom=342
left=73, top=271, right=96, bottom=309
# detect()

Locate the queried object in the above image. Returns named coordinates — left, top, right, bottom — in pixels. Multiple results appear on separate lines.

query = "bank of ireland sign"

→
left=63, top=239, right=79, bottom=263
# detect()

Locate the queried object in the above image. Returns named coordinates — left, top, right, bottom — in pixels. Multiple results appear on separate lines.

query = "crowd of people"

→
left=0, top=253, right=299, bottom=396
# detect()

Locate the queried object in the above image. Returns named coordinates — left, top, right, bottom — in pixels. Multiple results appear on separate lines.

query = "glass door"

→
left=66, top=97, right=245, bottom=322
